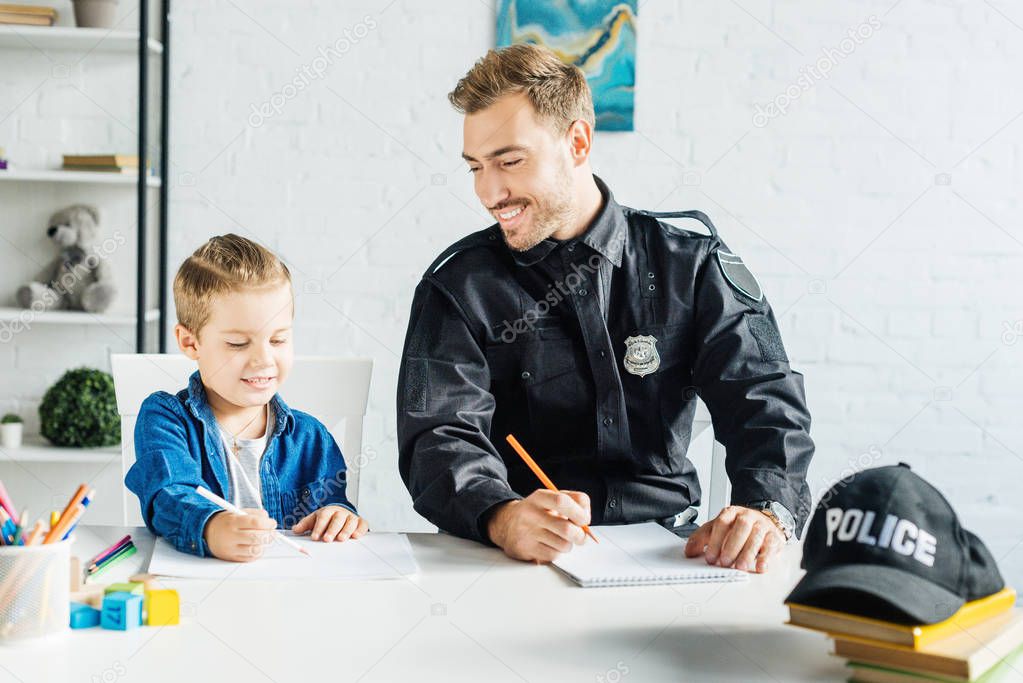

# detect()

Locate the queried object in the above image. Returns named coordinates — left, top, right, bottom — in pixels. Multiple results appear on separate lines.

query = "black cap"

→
left=786, top=463, right=1004, bottom=624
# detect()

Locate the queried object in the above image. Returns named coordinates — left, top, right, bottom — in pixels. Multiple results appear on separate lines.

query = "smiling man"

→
left=397, top=44, right=815, bottom=573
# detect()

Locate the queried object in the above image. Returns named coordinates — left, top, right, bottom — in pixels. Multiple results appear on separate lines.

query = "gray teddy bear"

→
left=16, top=204, right=117, bottom=314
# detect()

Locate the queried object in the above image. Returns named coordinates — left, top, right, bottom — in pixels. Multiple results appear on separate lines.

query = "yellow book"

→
left=787, top=587, right=1017, bottom=649
left=833, top=610, right=1023, bottom=680
left=62, top=154, right=140, bottom=168
left=0, top=4, right=57, bottom=16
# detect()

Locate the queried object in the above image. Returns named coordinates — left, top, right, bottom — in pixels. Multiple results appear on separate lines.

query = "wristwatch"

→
left=746, top=500, right=795, bottom=541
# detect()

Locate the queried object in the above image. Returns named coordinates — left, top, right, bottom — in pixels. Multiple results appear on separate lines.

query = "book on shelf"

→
left=0, top=4, right=57, bottom=25
left=62, top=154, right=143, bottom=170
left=833, top=610, right=1023, bottom=681
left=788, top=587, right=1017, bottom=649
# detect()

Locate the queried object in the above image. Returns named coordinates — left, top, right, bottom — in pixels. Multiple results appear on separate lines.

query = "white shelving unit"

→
left=0, top=435, right=119, bottom=464
left=0, top=25, right=162, bottom=54
left=0, top=306, right=160, bottom=326
left=0, top=168, right=161, bottom=186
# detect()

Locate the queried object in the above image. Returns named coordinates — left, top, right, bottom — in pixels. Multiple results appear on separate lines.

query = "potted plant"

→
left=0, top=413, right=23, bottom=449
left=39, top=368, right=120, bottom=448
left=72, top=0, right=119, bottom=29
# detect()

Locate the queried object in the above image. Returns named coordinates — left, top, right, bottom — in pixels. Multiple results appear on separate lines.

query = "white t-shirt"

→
left=218, top=405, right=274, bottom=510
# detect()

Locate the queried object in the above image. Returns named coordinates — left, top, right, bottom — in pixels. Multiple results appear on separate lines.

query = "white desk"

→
left=0, top=526, right=845, bottom=683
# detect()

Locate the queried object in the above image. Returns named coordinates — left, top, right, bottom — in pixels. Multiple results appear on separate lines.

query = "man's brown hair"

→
left=449, top=43, right=595, bottom=131
left=173, top=233, right=292, bottom=336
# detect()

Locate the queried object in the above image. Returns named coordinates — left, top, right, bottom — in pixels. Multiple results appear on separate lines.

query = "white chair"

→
left=690, top=399, right=730, bottom=524
left=110, top=353, right=373, bottom=526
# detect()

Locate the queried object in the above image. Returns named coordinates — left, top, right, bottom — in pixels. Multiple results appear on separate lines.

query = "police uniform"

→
left=397, top=176, right=814, bottom=544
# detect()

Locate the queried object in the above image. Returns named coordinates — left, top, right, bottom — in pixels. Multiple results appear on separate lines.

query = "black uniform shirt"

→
left=397, top=177, right=814, bottom=543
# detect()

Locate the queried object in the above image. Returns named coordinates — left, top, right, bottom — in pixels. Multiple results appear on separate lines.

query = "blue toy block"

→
left=69, top=602, right=101, bottom=629
left=100, top=591, right=143, bottom=630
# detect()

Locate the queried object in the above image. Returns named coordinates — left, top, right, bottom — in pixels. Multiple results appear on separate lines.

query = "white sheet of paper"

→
left=552, top=523, right=749, bottom=587
left=148, top=531, right=420, bottom=581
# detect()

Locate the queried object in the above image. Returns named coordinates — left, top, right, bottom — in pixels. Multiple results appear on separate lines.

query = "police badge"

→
left=623, top=335, right=660, bottom=377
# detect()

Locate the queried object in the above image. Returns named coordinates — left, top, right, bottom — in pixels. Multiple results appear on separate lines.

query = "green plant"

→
left=1, top=413, right=22, bottom=424
left=39, top=367, right=120, bottom=447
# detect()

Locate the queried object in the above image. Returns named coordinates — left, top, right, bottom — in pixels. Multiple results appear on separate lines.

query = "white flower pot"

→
left=0, top=423, right=22, bottom=449
left=72, top=0, right=119, bottom=29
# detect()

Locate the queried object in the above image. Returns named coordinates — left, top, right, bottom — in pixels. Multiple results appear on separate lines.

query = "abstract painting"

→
left=497, top=1, right=637, bottom=131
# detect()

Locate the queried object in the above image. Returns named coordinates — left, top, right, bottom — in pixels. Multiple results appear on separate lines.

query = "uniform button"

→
left=648, top=284, right=656, bottom=291
left=521, top=371, right=531, bottom=379
left=648, top=272, right=655, bottom=278
left=603, top=417, right=613, bottom=426
left=608, top=499, right=617, bottom=508
left=578, top=289, right=587, bottom=296
left=567, top=244, right=576, bottom=251
left=599, top=350, right=607, bottom=358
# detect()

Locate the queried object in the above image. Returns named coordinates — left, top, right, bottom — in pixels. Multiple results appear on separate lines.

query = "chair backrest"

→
left=690, top=400, right=730, bottom=524
left=110, top=353, right=373, bottom=526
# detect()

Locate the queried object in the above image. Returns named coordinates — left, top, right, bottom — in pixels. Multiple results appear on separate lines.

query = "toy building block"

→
left=144, top=589, right=180, bottom=626
left=69, top=556, right=83, bottom=592
left=70, top=583, right=105, bottom=609
left=69, top=602, right=101, bottom=629
left=129, top=573, right=160, bottom=591
left=100, top=592, right=143, bottom=630
left=104, top=581, right=144, bottom=596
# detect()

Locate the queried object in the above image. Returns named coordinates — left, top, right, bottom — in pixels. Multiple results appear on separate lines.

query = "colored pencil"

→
left=87, top=535, right=132, bottom=566
left=23, top=520, right=44, bottom=546
left=0, top=480, right=17, bottom=520
left=88, top=542, right=135, bottom=572
left=62, top=491, right=93, bottom=540
left=195, top=486, right=310, bottom=558
left=504, top=434, right=598, bottom=544
left=43, top=504, right=84, bottom=544
left=43, top=484, right=88, bottom=544
left=88, top=545, right=137, bottom=579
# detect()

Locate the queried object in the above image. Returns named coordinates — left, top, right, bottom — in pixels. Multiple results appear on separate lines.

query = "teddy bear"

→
left=16, top=204, right=117, bottom=314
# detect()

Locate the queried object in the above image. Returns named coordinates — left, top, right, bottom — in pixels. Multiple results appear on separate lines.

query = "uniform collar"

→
left=184, top=370, right=294, bottom=438
left=508, top=175, right=626, bottom=268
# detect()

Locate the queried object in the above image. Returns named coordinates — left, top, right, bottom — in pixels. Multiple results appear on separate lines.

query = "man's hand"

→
left=684, top=505, right=784, bottom=573
left=292, top=505, right=369, bottom=542
left=486, top=490, right=591, bottom=563
left=204, top=508, right=277, bottom=562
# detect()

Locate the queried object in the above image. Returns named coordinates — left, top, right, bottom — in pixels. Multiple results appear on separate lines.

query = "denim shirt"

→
left=125, top=370, right=356, bottom=557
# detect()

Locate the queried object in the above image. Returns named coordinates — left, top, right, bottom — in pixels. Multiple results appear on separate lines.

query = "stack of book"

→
left=0, top=4, right=57, bottom=26
left=62, top=154, right=145, bottom=174
left=788, top=588, right=1023, bottom=682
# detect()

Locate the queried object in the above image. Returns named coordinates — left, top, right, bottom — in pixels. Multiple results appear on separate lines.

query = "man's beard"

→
left=499, top=172, right=576, bottom=252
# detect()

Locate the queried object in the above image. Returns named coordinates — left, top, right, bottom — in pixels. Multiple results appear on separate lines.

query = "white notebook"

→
left=552, top=522, right=749, bottom=588
left=148, top=531, right=420, bottom=581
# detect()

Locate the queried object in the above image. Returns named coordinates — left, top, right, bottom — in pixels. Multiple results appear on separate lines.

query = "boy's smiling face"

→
left=175, top=281, right=295, bottom=414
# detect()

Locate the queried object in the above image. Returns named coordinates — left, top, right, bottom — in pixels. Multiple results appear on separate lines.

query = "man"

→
left=397, top=44, right=814, bottom=573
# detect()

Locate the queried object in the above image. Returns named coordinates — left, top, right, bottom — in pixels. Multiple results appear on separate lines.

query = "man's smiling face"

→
left=462, top=92, right=576, bottom=252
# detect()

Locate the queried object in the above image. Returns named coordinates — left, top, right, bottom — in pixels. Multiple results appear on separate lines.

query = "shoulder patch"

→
left=716, top=250, right=763, bottom=302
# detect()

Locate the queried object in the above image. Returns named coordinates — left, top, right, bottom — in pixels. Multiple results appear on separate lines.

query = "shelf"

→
left=0, top=307, right=160, bottom=326
left=0, top=435, right=120, bottom=464
left=0, top=169, right=161, bottom=187
left=0, top=25, right=162, bottom=55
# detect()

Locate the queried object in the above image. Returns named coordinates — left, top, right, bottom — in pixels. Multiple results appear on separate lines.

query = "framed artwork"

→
left=497, top=0, right=638, bottom=131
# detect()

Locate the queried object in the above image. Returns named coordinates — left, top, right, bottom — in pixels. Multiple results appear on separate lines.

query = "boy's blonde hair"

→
left=173, top=233, right=292, bottom=336
left=448, top=43, right=595, bottom=132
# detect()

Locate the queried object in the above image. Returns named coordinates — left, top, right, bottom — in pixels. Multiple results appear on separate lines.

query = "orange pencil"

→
left=505, top=434, right=598, bottom=543
left=44, top=484, right=88, bottom=544
left=43, top=504, right=84, bottom=545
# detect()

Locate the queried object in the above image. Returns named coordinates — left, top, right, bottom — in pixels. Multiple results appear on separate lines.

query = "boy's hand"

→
left=203, top=508, right=277, bottom=562
left=292, top=505, right=368, bottom=542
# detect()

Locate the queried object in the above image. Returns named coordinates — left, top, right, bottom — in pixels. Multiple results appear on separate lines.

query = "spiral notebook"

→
left=552, top=522, right=749, bottom=587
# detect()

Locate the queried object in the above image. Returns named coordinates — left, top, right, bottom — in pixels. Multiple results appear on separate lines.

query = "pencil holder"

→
left=0, top=539, right=72, bottom=640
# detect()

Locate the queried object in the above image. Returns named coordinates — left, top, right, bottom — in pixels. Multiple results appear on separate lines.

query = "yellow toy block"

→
left=145, top=589, right=179, bottom=626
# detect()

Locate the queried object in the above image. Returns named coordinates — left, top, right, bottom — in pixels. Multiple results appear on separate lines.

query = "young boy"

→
left=126, top=234, right=368, bottom=561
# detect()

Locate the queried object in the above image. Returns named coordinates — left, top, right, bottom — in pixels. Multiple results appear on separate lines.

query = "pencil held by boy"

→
left=125, top=234, right=368, bottom=562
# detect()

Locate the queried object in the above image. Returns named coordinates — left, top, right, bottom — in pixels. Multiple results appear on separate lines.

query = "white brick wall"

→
left=3, top=1, right=1022, bottom=580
